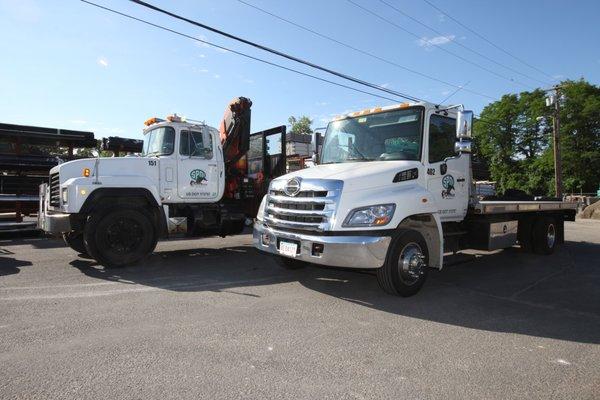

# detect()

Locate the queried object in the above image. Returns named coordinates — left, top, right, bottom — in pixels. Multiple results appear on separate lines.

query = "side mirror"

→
left=456, top=110, right=473, bottom=139
left=454, top=141, right=472, bottom=153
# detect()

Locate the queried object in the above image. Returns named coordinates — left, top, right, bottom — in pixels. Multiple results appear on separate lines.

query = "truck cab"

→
left=254, top=101, right=576, bottom=296
left=141, top=116, right=224, bottom=203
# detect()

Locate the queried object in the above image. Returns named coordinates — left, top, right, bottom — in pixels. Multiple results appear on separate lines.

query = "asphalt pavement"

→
left=0, top=220, right=599, bottom=399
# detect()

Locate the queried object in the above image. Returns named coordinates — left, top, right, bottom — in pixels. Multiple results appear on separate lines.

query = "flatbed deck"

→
left=472, top=200, right=578, bottom=215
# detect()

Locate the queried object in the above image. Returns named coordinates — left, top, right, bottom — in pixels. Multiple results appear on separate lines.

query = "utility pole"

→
left=546, top=86, right=563, bottom=198
left=552, top=86, right=562, bottom=198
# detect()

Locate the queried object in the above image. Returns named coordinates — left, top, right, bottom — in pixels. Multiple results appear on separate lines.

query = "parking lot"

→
left=0, top=220, right=599, bottom=399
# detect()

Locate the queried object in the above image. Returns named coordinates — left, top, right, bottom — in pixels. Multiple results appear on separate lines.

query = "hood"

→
left=51, top=158, right=96, bottom=175
left=280, top=160, right=422, bottom=192
left=52, top=156, right=156, bottom=181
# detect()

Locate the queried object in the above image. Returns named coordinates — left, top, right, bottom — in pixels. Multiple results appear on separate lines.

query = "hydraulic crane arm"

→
left=219, top=96, right=252, bottom=165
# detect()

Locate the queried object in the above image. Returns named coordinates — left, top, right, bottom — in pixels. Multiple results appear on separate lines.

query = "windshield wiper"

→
left=345, top=157, right=372, bottom=162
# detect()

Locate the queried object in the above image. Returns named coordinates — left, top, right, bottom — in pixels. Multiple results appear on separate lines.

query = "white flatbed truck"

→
left=253, top=102, right=577, bottom=296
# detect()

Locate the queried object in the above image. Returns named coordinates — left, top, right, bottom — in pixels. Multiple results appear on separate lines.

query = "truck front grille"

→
left=269, top=190, right=328, bottom=198
left=49, top=172, right=60, bottom=207
left=264, top=180, right=342, bottom=232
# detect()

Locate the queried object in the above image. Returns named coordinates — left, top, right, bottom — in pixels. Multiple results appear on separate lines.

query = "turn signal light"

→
left=83, top=168, right=91, bottom=177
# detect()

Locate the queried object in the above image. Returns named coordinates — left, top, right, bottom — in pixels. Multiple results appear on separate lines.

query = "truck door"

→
left=245, top=125, right=287, bottom=217
left=142, top=126, right=177, bottom=202
left=425, top=113, right=469, bottom=222
left=177, top=128, right=220, bottom=201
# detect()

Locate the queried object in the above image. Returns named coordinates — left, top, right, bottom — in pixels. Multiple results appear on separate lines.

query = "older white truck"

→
left=38, top=97, right=286, bottom=267
left=253, top=102, right=577, bottom=296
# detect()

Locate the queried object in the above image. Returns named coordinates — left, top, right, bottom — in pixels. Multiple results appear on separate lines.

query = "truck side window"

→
left=180, top=130, right=213, bottom=159
left=428, top=114, right=456, bottom=163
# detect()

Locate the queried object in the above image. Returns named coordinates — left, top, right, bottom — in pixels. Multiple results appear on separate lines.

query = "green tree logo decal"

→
left=190, top=169, right=207, bottom=185
left=442, top=175, right=455, bottom=198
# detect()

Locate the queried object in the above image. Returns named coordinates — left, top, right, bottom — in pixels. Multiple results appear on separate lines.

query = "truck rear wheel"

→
left=517, top=218, right=534, bottom=252
left=63, top=231, right=92, bottom=259
left=532, top=216, right=557, bottom=255
left=83, top=207, right=157, bottom=268
left=377, top=230, right=429, bottom=297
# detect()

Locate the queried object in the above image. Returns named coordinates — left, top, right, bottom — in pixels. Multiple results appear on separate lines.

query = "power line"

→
left=127, top=0, right=424, bottom=102
left=345, top=0, right=534, bottom=90
left=421, top=0, right=555, bottom=81
left=377, top=0, right=551, bottom=86
left=81, top=0, right=511, bottom=130
left=235, top=0, right=496, bottom=101
left=437, top=81, right=470, bottom=105
left=80, top=0, right=404, bottom=103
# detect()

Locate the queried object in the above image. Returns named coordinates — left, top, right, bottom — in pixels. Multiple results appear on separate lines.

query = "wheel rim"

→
left=105, top=217, right=143, bottom=254
left=547, top=223, right=556, bottom=248
left=397, top=242, right=426, bottom=286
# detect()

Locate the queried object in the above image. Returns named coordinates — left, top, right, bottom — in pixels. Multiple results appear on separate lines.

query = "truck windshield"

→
left=143, top=127, right=175, bottom=156
left=320, top=108, right=423, bottom=164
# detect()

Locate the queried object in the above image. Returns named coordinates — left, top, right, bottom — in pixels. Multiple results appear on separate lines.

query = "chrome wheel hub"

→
left=398, top=243, right=426, bottom=285
left=547, top=224, right=556, bottom=248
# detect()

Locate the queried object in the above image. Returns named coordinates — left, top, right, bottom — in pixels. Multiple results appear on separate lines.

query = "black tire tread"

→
left=518, top=218, right=534, bottom=253
left=377, top=229, right=429, bottom=297
left=532, top=216, right=556, bottom=255
left=83, top=206, right=157, bottom=268
left=63, top=231, right=91, bottom=258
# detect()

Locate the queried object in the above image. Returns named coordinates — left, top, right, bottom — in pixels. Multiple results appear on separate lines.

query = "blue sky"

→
left=1, top=0, right=599, bottom=140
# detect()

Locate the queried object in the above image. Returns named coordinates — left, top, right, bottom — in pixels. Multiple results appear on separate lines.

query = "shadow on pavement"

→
left=70, top=246, right=294, bottom=296
left=70, top=239, right=600, bottom=345
left=0, top=255, right=33, bottom=277
left=0, top=232, right=66, bottom=250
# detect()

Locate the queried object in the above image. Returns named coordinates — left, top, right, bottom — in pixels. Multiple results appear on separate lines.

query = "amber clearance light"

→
left=83, top=168, right=91, bottom=177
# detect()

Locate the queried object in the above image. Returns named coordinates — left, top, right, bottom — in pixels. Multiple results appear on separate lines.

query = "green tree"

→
left=288, top=115, right=313, bottom=135
left=558, top=80, right=600, bottom=193
left=473, top=79, right=600, bottom=196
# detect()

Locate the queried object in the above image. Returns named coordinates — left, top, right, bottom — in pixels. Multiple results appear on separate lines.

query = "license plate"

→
left=279, top=241, right=298, bottom=257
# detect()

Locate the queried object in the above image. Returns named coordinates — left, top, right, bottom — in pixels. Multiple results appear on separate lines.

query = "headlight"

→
left=343, top=204, right=395, bottom=227
left=61, top=187, right=68, bottom=204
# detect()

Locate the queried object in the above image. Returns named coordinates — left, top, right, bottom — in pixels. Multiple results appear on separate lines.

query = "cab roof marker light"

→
left=144, top=117, right=164, bottom=126
left=166, top=113, right=183, bottom=122
left=332, top=101, right=419, bottom=122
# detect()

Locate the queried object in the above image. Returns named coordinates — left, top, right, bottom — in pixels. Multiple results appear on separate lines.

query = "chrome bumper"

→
left=253, top=220, right=391, bottom=269
left=37, top=183, right=71, bottom=234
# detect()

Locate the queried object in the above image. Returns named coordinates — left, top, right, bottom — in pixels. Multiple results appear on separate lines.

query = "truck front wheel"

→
left=83, top=207, right=157, bottom=268
left=377, top=230, right=429, bottom=297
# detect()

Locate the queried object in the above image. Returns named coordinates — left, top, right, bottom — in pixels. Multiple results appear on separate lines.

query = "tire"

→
left=517, top=218, right=534, bottom=252
left=63, top=231, right=92, bottom=259
left=532, top=216, right=557, bottom=255
left=275, top=256, right=308, bottom=270
left=377, top=230, right=429, bottom=297
left=83, top=207, right=158, bottom=268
